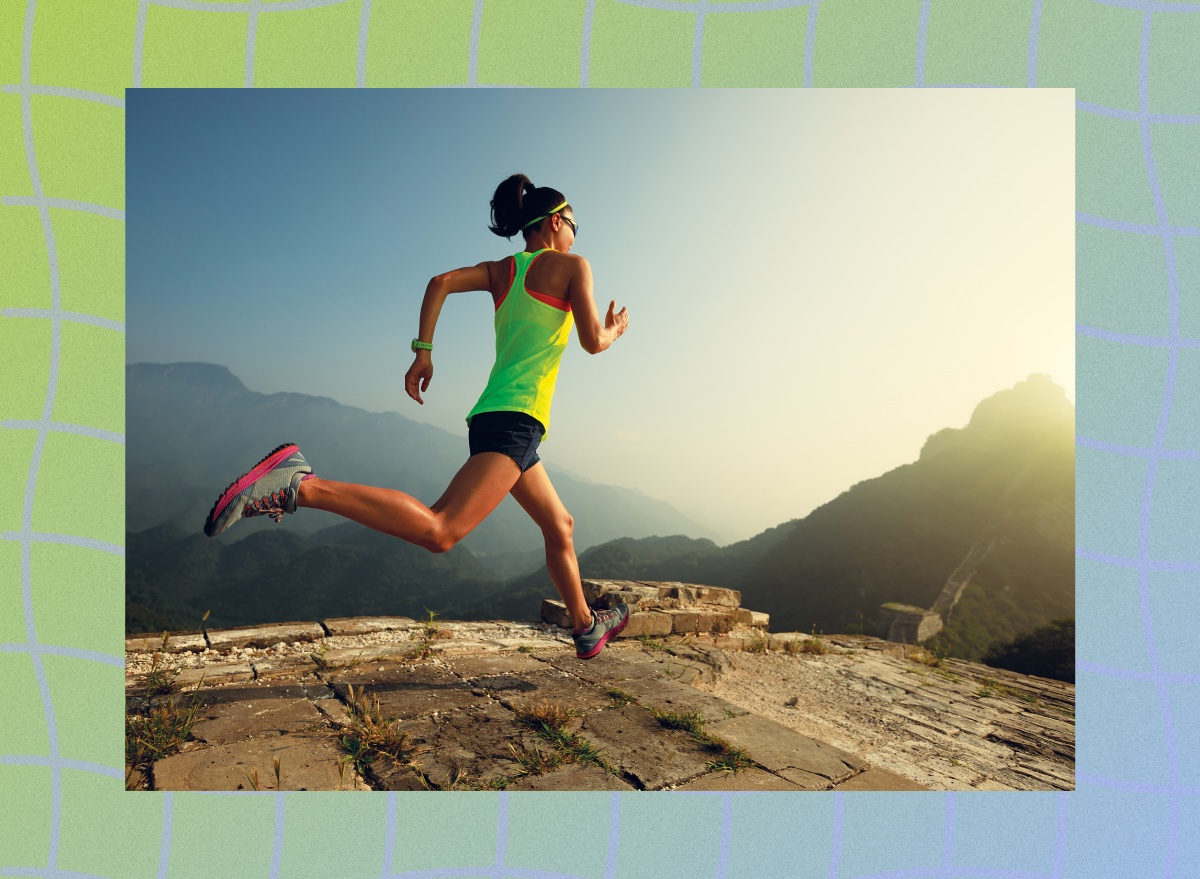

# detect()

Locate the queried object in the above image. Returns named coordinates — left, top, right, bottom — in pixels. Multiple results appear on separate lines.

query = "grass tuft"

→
left=512, top=701, right=613, bottom=776
left=605, top=687, right=636, bottom=707
left=702, top=734, right=755, bottom=773
left=406, top=608, right=442, bottom=661
left=785, top=636, right=828, bottom=656
left=649, top=707, right=755, bottom=773
left=125, top=653, right=206, bottom=790
left=744, top=634, right=768, bottom=654
left=334, top=684, right=425, bottom=786
left=649, top=708, right=706, bottom=737
left=976, top=677, right=1035, bottom=703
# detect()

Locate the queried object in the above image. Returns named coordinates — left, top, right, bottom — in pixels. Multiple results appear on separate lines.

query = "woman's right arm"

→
left=568, top=256, right=629, bottom=355
left=405, top=262, right=500, bottom=404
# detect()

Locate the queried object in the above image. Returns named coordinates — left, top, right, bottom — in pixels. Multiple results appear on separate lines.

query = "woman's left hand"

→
left=405, top=354, right=433, bottom=405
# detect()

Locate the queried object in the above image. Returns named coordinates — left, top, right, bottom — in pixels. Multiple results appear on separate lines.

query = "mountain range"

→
left=127, top=364, right=1074, bottom=662
left=126, top=362, right=720, bottom=556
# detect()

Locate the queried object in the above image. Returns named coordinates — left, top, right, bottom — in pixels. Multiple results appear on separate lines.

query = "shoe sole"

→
left=576, top=611, right=629, bottom=660
left=203, top=442, right=299, bottom=537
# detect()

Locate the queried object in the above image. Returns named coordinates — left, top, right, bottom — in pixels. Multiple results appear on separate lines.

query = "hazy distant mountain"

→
left=741, top=374, right=1075, bottom=658
left=126, top=362, right=720, bottom=555
left=126, top=520, right=503, bottom=633
left=484, top=375, right=1075, bottom=662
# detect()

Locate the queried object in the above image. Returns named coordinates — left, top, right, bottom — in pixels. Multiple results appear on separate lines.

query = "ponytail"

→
left=489, top=173, right=568, bottom=239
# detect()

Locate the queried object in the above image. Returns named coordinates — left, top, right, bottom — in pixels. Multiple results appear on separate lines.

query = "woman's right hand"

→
left=405, top=354, right=433, bottom=405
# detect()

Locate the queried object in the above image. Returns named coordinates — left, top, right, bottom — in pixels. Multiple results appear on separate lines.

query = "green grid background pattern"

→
left=2, top=1, right=1197, bottom=877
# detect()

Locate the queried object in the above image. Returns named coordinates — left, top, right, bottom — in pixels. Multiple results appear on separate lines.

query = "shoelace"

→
left=576, top=607, right=618, bottom=638
left=243, top=488, right=290, bottom=523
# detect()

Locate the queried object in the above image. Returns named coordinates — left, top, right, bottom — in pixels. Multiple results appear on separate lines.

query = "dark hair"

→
left=488, top=173, right=569, bottom=239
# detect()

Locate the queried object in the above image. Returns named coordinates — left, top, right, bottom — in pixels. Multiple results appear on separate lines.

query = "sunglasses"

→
left=558, top=214, right=578, bottom=237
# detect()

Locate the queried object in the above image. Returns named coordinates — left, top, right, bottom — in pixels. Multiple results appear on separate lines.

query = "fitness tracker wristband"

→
left=411, top=339, right=433, bottom=353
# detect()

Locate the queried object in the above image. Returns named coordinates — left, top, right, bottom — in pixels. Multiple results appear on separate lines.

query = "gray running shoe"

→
left=203, top=443, right=311, bottom=537
left=573, top=603, right=629, bottom=660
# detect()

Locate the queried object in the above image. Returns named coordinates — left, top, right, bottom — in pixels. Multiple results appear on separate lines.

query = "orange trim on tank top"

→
left=524, top=251, right=572, bottom=312
left=494, top=256, right=516, bottom=311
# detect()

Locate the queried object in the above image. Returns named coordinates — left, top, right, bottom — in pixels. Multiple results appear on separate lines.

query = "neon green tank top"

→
left=466, top=249, right=574, bottom=437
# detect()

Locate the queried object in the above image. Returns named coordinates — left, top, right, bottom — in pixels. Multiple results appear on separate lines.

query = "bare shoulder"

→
left=547, top=251, right=590, bottom=277
left=483, top=256, right=515, bottom=297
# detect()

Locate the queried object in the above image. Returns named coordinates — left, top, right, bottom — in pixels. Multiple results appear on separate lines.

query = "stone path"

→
left=128, top=623, right=920, bottom=792
left=689, top=636, right=1075, bottom=791
left=127, top=611, right=1072, bottom=792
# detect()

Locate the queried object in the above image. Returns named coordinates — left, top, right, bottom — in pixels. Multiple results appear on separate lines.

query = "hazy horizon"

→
left=127, top=356, right=1072, bottom=547
left=128, top=89, right=1074, bottom=542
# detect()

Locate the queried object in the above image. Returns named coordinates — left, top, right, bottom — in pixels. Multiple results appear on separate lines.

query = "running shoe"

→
left=573, top=603, right=629, bottom=660
left=203, top=443, right=311, bottom=538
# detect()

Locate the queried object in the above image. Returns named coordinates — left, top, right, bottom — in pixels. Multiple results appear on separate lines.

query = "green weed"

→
left=125, top=653, right=206, bottom=790
left=605, top=687, right=636, bottom=707
left=744, top=634, right=768, bottom=654
left=335, top=684, right=424, bottom=784
left=513, top=701, right=613, bottom=775
left=649, top=707, right=754, bottom=773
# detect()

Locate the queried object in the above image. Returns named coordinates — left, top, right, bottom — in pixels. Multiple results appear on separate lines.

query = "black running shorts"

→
left=467, top=411, right=544, bottom=473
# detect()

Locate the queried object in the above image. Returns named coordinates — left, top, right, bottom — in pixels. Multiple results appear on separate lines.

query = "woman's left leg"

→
left=507, top=462, right=593, bottom=632
left=297, top=451, right=521, bottom=552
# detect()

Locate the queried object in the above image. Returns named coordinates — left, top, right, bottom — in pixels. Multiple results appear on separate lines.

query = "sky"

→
left=127, top=88, right=1074, bottom=544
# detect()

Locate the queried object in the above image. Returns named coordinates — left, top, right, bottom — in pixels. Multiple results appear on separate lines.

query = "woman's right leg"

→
left=296, top=451, right=520, bottom=553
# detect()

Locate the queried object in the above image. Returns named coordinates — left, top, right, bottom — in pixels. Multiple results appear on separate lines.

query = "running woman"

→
left=203, top=174, right=630, bottom=660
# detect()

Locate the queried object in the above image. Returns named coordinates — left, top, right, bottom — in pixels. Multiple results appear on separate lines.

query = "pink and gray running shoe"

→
left=203, top=443, right=312, bottom=537
left=573, top=603, right=629, bottom=660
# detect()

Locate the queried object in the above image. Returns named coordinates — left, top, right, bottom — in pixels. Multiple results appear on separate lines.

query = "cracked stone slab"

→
left=153, top=733, right=361, bottom=791
left=190, top=696, right=330, bottom=745
left=505, top=762, right=637, bottom=791
left=675, top=767, right=807, bottom=791
left=487, top=637, right=567, bottom=652
left=206, top=622, right=326, bottom=651
left=615, top=675, right=749, bottom=725
left=449, top=653, right=551, bottom=678
left=314, top=696, right=356, bottom=728
left=541, top=651, right=657, bottom=686
left=176, top=663, right=253, bottom=687
left=369, top=764, right=428, bottom=791
left=706, top=713, right=864, bottom=789
left=487, top=668, right=619, bottom=719
left=187, top=680, right=335, bottom=705
left=316, top=643, right=424, bottom=666
left=251, top=655, right=318, bottom=680
left=410, top=701, right=531, bottom=790
left=320, top=661, right=452, bottom=687
left=433, top=640, right=507, bottom=655
left=321, top=616, right=417, bottom=636
left=833, top=768, right=930, bottom=791
left=126, top=632, right=207, bottom=654
left=368, top=701, right=527, bottom=791
left=323, top=664, right=489, bottom=721
left=654, top=656, right=710, bottom=686
left=580, top=704, right=714, bottom=791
